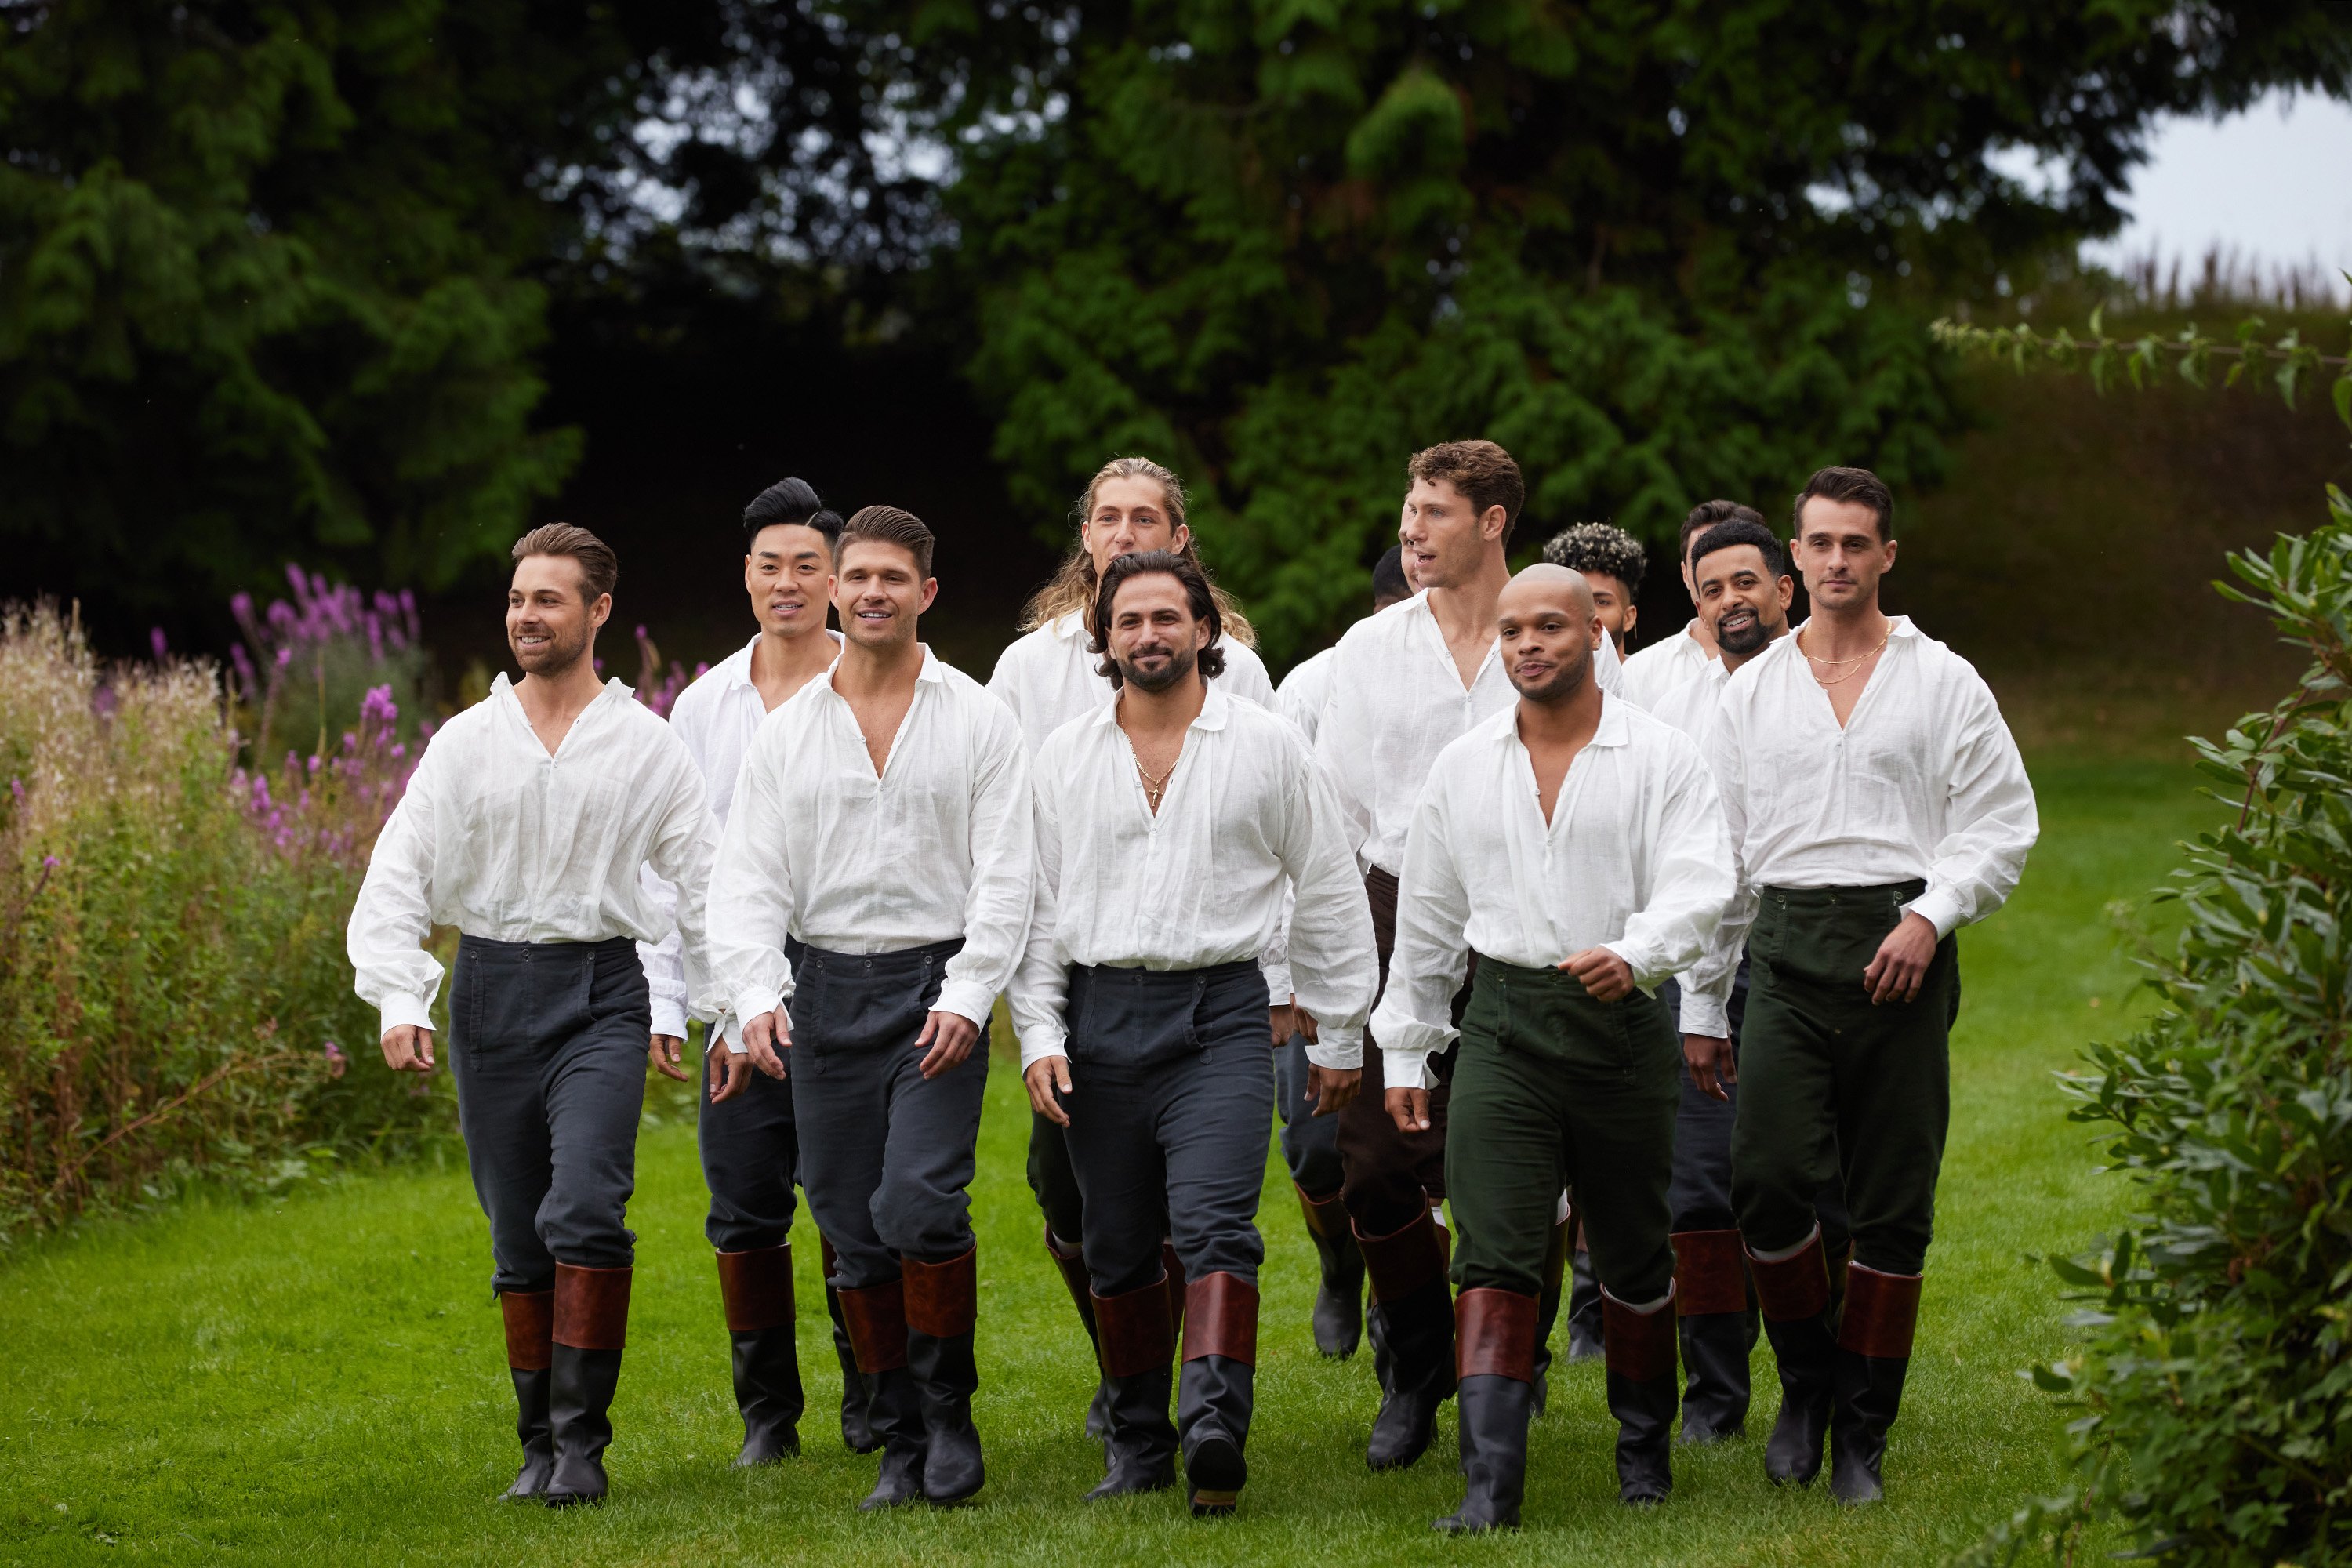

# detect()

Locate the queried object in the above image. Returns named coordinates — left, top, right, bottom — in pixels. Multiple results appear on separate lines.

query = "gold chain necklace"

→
left=1138, top=755, right=1179, bottom=809
left=1798, top=623, right=1889, bottom=685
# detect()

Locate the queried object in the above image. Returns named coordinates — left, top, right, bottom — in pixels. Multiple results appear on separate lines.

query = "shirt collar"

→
left=1090, top=679, right=1230, bottom=731
left=724, top=629, right=844, bottom=693
left=1051, top=612, right=1088, bottom=642
left=488, top=672, right=631, bottom=733
left=1483, top=687, right=1632, bottom=751
left=811, top=643, right=946, bottom=700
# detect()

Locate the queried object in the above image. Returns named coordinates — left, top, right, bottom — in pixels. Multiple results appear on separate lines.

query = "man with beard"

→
left=1377, top=564, right=1733, bottom=1527
left=988, top=456, right=1277, bottom=1440
left=1269, top=541, right=1410, bottom=1359
left=1014, top=550, right=1375, bottom=1516
left=350, top=524, right=720, bottom=1508
left=1696, top=466, right=2038, bottom=1503
left=1618, top=499, right=1769, bottom=710
left=638, top=478, right=870, bottom=1465
left=708, top=506, right=1034, bottom=1512
left=1315, top=441, right=1628, bottom=1470
left=1541, top=522, right=1645, bottom=656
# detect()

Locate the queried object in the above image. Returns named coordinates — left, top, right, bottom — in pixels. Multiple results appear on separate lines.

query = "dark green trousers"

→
left=1730, top=883, right=1958, bottom=1277
left=1446, top=959, right=1679, bottom=1305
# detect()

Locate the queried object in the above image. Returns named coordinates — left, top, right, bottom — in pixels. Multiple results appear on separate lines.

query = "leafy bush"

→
left=1965, top=485, right=2352, bottom=1566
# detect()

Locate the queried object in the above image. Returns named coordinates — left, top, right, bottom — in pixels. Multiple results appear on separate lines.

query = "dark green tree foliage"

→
left=916, top=0, right=2351, bottom=658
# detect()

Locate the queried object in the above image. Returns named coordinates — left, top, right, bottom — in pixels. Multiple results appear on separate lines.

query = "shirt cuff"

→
left=1601, top=937, right=1669, bottom=989
left=1259, top=961, right=1293, bottom=1004
left=1903, top=887, right=1964, bottom=941
left=1679, top=991, right=1730, bottom=1039
left=650, top=998, right=689, bottom=1040
left=378, top=994, right=436, bottom=1039
left=932, top=980, right=998, bottom=1031
left=1381, top=1045, right=1430, bottom=1092
left=1305, top=1027, right=1362, bottom=1071
left=1018, top=1026, right=1069, bottom=1073
left=733, top=986, right=786, bottom=1032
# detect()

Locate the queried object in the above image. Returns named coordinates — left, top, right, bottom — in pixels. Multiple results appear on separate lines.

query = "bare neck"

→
left=1802, top=595, right=1890, bottom=662
left=832, top=635, right=925, bottom=700
left=1425, top=550, right=1512, bottom=646
left=1514, top=674, right=1604, bottom=749
left=515, top=654, right=606, bottom=726
left=1116, top=670, right=1207, bottom=742
left=750, top=626, right=838, bottom=707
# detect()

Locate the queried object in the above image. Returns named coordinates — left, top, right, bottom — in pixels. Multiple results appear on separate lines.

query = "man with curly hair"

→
left=1542, top=521, right=1646, bottom=657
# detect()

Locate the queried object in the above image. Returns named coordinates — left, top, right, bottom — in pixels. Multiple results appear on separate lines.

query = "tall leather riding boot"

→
left=904, top=1247, right=985, bottom=1506
left=1831, top=1263, right=1921, bottom=1504
left=837, top=1274, right=925, bottom=1510
left=821, top=1235, right=879, bottom=1454
left=1435, top=1288, right=1537, bottom=1533
left=1565, top=1240, right=1605, bottom=1362
left=546, top=1263, right=630, bottom=1507
left=1748, top=1228, right=1838, bottom=1487
left=1355, top=1205, right=1455, bottom=1472
left=1530, top=1213, right=1571, bottom=1414
left=1085, top=1273, right=1178, bottom=1499
left=1602, top=1284, right=1679, bottom=1504
left=1044, top=1225, right=1113, bottom=1443
left=715, top=1243, right=804, bottom=1466
left=1295, top=1185, right=1364, bottom=1359
left=1178, top=1272, right=1257, bottom=1518
left=1673, top=1229, right=1753, bottom=1443
left=497, top=1289, right=555, bottom=1501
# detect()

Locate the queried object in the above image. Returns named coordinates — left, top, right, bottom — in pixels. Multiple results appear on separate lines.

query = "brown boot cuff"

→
left=1092, top=1275, right=1176, bottom=1378
left=1295, top=1183, right=1345, bottom=1239
left=837, top=1276, right=909, bottom=1373
left=1353, top=1203, right=1446, bottom=1305
left=904, top=1246, right=978, bottom=1338
left=715, top=1243, right=795, bottom=1334
left=499, top=1290, right=554, bottom=1370
left=1745, top=1230, right=1831, bottom=1321
left=1673, top=1229, right=1748, bottom=1316
left=1181, top=1272, right=1260, bottom=1366
left=552, top=1264, right=632, bottom=1352
left=1455, top=1288, right=1538, bottom=1382
left=1838, top=1263, right=1923, bottom=1359
left=1601, top=1284, right=1679, bottom=1383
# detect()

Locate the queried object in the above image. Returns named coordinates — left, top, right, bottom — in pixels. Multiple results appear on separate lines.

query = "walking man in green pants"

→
left=1697, top=466, right=2038, bottom=1504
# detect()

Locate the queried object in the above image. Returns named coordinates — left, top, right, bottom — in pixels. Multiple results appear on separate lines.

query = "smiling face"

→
left=1082, top=476, right=1189, bottom=580
left=1105, top=570, right=1210, bottom=695
left=1400, top=477, right=1503, bottom=591
left=506, top=554, right=608, bottom=677
left=746, top=522, right=834, bottom=639
left=1791, top=495, right=1896, bottom=614
left=1496, top=567, right=1599, bottom=706
left=1693, top=543, right=1793, bottom=658
left=833, top=538, right=935, bottom=651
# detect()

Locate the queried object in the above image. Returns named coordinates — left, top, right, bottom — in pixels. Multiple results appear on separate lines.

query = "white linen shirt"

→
left=1647, top=658, right=1744, bottom=1033
left=987, top=610, right=1276, bottom=757
left=706, top=648, right=1033, bottom=1032
left=1316, top=590, right=1623, bottom=877
left=348, top=675, right=719, bottom=1040
left=1010, top=686, right=1376, bottom=1072
left=1618, top=622, right=1715, bottom=711
left=1686, top=617, right=2038, bottom=1038
left=1274, top=646, right=1338, bottom=746
left=1368, top=693, right=1735, bottom=1090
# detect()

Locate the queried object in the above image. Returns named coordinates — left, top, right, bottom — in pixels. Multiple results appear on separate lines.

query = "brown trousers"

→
left=1336, top=867, right=1470, bottom=1238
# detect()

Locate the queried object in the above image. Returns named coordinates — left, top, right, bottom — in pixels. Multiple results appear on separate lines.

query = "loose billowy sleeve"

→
left=1904, top=670, right=2039, bottom=939
left=640, top=739, right=722, bottom=1040
left=1683, top=696, right=1759, bottom=1039
left=1601, top=731, right=1735, bottom=988
left=347, top=743, right=448, bottom=1040
left=1270, top=734, right=1377, bottom=1070
left=1313, top=656, right=1378, bottom=867
left=1007, top=736, right=1071, bottom=1069
left=1367, top=780, right=1474, bottom=1091
left=706, top=720, right=801, bottom=1032
left=932, top=699, right=1036, bottom=1028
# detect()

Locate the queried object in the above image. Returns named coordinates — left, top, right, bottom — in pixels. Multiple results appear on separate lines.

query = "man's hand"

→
left=380, top=1024, right=435, bottom=1073
left=1560, top=947, right=1635, bottom=1002
left=741, top=1011, right=792, bottom=1080
left=916, top=1011, right=982, bottom=1080
left=1025, top=1054, right=1073, bottom=1127
left=1385, top=1085, right=1432, bottom=1133
left=707, top=1039, right=757, bottom=1103
left=1269, top=1000, right=1321, bottom=1045
left=1306, top=1064, right=1360, bottom=1117
left=648, top=1033, right=689, bottom=1083
left=1683, top=1033, right=1737, bottom=1102
left=1863, top=913, right=1939, bottom=1004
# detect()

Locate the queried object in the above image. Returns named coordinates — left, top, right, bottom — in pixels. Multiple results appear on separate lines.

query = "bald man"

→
left=1374, top=566, right=1733, bottom=1527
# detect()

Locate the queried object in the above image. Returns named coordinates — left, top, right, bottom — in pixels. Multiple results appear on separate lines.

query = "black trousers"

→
left=699, top=1033, right=800, bottom=1252
left=448, top=935, right=649, bottom=1294
left=786, top=938, right=988, bottom=1291
left=1276, top=1031, right=1345, bottom=1197
left=1338, top=867, right=1461, bottom=1236
left=1058, top=961, right=1276, bottom=1296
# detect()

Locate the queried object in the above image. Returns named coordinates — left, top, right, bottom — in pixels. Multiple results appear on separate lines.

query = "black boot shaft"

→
left=1677, top=1310, right=1756, bottom=1443
left=1435, top=1374, right=1533, bottom=1533
left=1606, top=1368, right=1677, bottom=1504
left=1365, top=1278, right=1455, bottom=1472
left=1759, top=1310, right=1838, bottom=1486
left=858, top=1367, right=929, bottom=1510
left=1304, top=1214, right=1366, bottom=1359
left=730, top=1324, right=806, bottom=1465
left=826, top=1283, right=880, bottom=1454
left=501, top=1367, right=554, bottom=1501
left=1830, top=1349, right=1908, bottom=1504
left=1087, top=1363, right=1178, bottom=1499
left=545, top=1345, right=623, bottom=1507
left=906, top=1329, right=985, bottom=1505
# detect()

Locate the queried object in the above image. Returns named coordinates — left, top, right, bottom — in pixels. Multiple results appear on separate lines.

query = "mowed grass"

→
left=0, top=760, right=2213, bottom=1567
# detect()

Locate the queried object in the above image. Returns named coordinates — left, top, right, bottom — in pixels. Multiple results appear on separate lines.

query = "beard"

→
left=1509, top=649, right=1590, bottom=705
left=1715, top=610, right=1774, bottom=657
left=1117, top=641, right=1197, bottom=694
left=512, top=619, right=591, bottom=675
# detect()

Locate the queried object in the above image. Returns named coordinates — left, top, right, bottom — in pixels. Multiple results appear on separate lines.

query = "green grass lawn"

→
left=0, top=760, right=2214, bottom=1566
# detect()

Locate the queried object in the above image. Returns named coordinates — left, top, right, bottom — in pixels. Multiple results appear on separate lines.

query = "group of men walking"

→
left=347, top=440, right=2038, bottom=1527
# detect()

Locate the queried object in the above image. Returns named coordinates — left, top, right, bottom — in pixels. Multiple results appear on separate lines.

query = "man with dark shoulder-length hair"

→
left=1014, top=549, right=1375, bottom=1517
left=350, top=524, right=720, bottom=1508
left=708, top=505, right=1033, bottom=1513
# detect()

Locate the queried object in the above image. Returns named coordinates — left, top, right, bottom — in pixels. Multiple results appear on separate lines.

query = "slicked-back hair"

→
left=1541, top=522, right=1647, bottom=597
left=1091, top=549, right=1229, bottom=689
left=1372, top=543, right=1410, bottom=604
left=1691, top=519, right=1790, bottom=583
left=1793, top=466, right=1895, bottom=541
left=1407, top=440, right=1524, bottom=545
left=512, top=523, right=618, bottom=601
left=743, top=477, right=842, bottom=550
left=1680, top=499, right=1764, bottom=561
left=838, top=505, right=935, bottom=578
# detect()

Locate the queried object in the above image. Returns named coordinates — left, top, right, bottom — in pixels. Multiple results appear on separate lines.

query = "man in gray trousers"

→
left=350, top=524, right=720, bottom=1508
left=709, top=505, right=1034, bottom=1512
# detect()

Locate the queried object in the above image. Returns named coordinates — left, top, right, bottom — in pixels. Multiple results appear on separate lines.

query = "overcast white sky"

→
left=2085, top=88, right=2352, bottom=300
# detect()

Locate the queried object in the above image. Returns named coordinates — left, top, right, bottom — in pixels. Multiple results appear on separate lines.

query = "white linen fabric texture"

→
left=1617, top=621, right=1715, bottom=710
left=986, top=610, right=1276, bottom=757
left=1010, top=684, right=1377, bottom=1072
left=1315, top=589, right=1622, bottom=878
left=1645, top=656, right=1747, bottom=1032
left=1683, top=615, right=2040, bottom=1039
left=1367, top=691, right=1735, bottom=1091
left=637, top=631, right=842, bottom=1047
left=1273, top=644, right=1338, bottom=746
left=347, top=674, right=720, bottom=1041
left=706, top=648, right=1035, bottom=1034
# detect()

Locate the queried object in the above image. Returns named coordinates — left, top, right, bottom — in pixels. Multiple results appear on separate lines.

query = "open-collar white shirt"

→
left=1010, top=684, right=1376, bottom=1072
left=987, top=610, right=1276, bottom=757
left=1369, top=692, right=1734, bottom=1089
left=1274, top=645, right=1338, bottom=746
left=348, top=674, right=719, bottom=1040
left=706, top=647, right=1034, bottom=1032
left=1618, top=620, right=1715, bottom=711
left=1686, top=616, right=2038, bottom=1037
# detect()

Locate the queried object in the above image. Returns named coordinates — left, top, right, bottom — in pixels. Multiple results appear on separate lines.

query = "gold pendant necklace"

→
left=1138, top=756, right=1178, bottom=809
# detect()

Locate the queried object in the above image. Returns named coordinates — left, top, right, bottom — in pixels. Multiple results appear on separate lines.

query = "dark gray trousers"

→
left=448, top=935, right=649, bottom=1294
left=786, top=938, right=987, bottom=1291
left=1059, top=961, right=1275, bottom=1297
left=1276, top=1032, right=1345, bottom=1196
left=699, top=1038, right=800, bottom=1252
